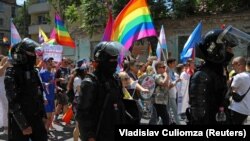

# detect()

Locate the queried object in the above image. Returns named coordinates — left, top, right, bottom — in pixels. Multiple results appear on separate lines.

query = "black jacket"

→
left=189, top=63, right=227, bottom=124
left=4, top=67, right=46, bottom=130
left=76, top=71, right=126, bottom=141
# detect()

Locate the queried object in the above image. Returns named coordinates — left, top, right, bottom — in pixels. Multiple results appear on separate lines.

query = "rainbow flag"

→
left=43, top=28, right=56, bottom=45
left=102, top=10, right=113, bottom=41
left=55, top=13, right=75, bottom=48
left=39, top=27, right=48, bottom=43
left=10, top=20, right=21, bottom=46
left=111, top=0, right=157, bottom=50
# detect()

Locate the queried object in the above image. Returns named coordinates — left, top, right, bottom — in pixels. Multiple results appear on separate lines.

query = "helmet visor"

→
left=217, top=25, right=250, bottom=48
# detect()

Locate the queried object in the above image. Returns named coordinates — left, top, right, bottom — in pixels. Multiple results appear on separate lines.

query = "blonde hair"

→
left=146, top=66, right=154, bottom=75
left=119, top=71, right=128, bottom=79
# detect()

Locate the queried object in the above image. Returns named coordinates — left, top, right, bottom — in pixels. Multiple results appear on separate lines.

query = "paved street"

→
left=1, top=116, right=250, bottom=141
left=0, top=116, right=77, bottom=141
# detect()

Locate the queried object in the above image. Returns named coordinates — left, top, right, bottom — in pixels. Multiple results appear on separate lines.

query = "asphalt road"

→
left=0, top=118, right=77, bottom=141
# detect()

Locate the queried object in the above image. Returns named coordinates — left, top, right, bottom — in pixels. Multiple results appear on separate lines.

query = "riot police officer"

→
left=76, top=41, right=127, bottom=141
left=188, top=28, right=236, bottom=124
left=5, top=38, right=47, bottom=140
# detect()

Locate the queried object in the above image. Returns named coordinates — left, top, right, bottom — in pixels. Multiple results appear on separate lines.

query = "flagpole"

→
left=156, top=25, right=168, bottom=62
left=157, top=37, right=167, bottom=62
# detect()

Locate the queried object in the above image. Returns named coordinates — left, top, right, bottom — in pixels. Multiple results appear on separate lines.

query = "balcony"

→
left=28, top=2, right=50, bottom=14
left=28, top=24, right=51, bottom=34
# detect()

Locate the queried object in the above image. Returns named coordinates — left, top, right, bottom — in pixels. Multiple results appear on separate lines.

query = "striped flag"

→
left=45, top=28, right=57, bottom=45
left=156, top=25, right=167, bottom=60
left=180, top=22, right=202, bottom=63
left=10, top=20, right=21, bottom=46
left=39, top=27, right=48, bottom=43
left=55, top=13, right=76, bottom=48
left=111, top=0, right=157, bottom=50
left=50, top=28, right=56, bottom=39
left=102, top=10, right=113, bottom=41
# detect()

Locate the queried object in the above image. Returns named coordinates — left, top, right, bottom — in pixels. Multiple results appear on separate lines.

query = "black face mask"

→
left=98, top=56, right=118, bottom=76
left=27, top=55, right=36, bottom=67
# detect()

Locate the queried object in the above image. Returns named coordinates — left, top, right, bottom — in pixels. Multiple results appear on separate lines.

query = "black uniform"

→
left=76, top=41, right=127, bottom=141
left=189, top=62, right=227, bottom=124
left=5, top=38, right=47, bottom=141
left=189, top=29, right=236, bottom=124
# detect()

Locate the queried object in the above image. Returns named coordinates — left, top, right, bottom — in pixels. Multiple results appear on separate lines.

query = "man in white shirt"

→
left=229, top=56, right=250, bottom=124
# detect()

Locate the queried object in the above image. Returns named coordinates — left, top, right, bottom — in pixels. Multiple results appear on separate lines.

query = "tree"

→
left=196, top=0, right=250, bottom=14
left=80, top=0, right=106, bottom=37
left=14, top=1, right=30, bottom=38
left=48, top=0, right=81, bottom=24
left=172, top=0, right=198, bottom=18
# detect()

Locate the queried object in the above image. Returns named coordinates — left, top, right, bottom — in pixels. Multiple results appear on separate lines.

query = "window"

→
left=0, top=18, right=4, bottom=27
left=38, top=15, right=47, bottom=24
left=11, top=6, right=16, bottom=17
left=0, top=2, right=4, bottom=12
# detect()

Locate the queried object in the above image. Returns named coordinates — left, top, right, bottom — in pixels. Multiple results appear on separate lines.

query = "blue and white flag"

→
left=10, top=19, right=21, bottom=46
left=180, top=22, right=202, bottom=63
left=156, top=25, right=167, bottom=60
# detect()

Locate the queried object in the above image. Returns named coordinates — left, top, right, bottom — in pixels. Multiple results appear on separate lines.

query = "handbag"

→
left=232, top=85, right=250, bottom=102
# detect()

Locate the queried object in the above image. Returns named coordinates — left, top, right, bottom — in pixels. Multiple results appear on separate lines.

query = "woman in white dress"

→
left=0, top=55, right=10, bottom=134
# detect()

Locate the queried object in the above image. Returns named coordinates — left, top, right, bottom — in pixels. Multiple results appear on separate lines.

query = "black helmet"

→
left=196, top=29, right=228, bottom=63
left=93, top=41, right=123, bottom=62
left=11, top=38, right=41, bottom=65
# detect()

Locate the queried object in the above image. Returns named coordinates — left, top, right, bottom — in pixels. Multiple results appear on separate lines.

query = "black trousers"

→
left=8, top=115, right=48, bottom=141
left=153, top=103, right=170, bottom=125
left=229, top=110, right=248, bottom=125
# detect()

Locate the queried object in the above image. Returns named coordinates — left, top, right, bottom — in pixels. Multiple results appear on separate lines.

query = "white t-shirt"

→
left=178, top=71, right=190, bottom=114
left=73, top=76, right=82, bottom=97
left=229, top=72, right=250, bottom=115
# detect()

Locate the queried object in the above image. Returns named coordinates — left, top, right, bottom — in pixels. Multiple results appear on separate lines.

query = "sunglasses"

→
left=159, top=66, right=166, bottom=69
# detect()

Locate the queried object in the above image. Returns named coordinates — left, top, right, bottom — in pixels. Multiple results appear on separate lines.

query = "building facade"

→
left=28, top=0, right=53, bottom=40
left=161, top=11, right=250, bottom=62
left=0, top=0, right=17, bottom=54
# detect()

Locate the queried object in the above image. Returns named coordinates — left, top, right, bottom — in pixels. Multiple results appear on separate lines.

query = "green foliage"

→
left=172, top=0, right=198, bottom=18
left=46, top=0, right=249, bottom=38
left=80, top=0, right=106, bottom=37
left=14, top=1, right=30, bottom=38
left=196, top=0, right=250, bottom=14
left=172, top=0, right=250, bottom=17
left=148, top=0, right=170, bottom=20
left=48, top=0, right=82, bottom=23
left=65, top=4, right=80, bottom=23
